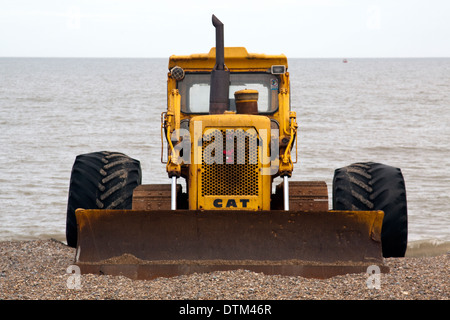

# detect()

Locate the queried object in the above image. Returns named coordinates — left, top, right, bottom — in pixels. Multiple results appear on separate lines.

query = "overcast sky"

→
left=1, top=0, right=449, bottom=58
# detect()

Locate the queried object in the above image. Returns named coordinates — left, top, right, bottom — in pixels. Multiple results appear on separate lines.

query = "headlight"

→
left=170, top=66, right=185, bottom=80
left=271, top=65, right=286, bottom=74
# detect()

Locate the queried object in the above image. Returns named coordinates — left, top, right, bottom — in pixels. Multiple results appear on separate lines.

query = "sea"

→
left=0, top=57, right=449, bottom=256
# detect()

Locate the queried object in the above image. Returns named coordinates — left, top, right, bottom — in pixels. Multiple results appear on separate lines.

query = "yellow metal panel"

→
left=169, top=47, right=288, bottom=71
left=189, top=115, right=272, bottom=210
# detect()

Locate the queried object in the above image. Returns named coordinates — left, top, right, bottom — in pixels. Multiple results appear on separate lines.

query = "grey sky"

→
left=1, top=0, right=449, bottom=58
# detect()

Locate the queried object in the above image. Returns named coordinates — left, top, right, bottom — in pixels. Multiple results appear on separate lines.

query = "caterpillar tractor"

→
left=66, top=15, right=408, bottom=280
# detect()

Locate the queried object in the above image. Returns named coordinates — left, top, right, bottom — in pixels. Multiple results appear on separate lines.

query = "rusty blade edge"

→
left=76, top=262, right=390, bottom=280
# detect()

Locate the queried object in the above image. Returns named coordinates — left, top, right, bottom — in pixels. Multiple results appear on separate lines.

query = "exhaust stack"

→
left=209, top=15, right=230, bottom=114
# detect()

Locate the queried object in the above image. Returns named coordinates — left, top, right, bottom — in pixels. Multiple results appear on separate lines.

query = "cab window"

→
left=178, top=73, right=279, bottom=114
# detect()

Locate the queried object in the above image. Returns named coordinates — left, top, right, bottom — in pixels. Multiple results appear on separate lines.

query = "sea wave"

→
left=405, top=239, right=450, bottom=257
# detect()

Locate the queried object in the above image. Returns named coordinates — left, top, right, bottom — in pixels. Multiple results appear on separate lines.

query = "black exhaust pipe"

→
left=209, top=15, right=230, bottom=114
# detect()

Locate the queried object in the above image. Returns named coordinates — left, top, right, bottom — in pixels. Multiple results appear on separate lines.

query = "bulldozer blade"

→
left=74, top=209, right=388, bottom=280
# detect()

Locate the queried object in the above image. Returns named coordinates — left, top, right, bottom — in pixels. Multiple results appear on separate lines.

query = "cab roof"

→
left=168, top=47, right=288, bottom=72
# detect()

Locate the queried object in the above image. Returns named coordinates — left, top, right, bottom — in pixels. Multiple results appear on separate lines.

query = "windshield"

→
left=178, top=73, right=279, bottom=114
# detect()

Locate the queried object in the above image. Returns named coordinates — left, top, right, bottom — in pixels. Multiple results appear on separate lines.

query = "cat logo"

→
left=213, top=198, right=249, bottom=208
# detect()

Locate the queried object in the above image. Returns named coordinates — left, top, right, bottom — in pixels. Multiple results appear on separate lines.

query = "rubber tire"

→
left=66, top=151, right=142, bottom=248
left=333, top=162, right=408, bottom=257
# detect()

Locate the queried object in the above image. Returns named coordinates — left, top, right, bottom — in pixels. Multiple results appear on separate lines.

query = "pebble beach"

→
left=0, top=239, right=448, bottom=301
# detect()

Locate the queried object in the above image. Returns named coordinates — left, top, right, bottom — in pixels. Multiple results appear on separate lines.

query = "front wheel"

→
left=65, top=151, right=142, bottom=248
left=333, top=162, right=408, bottom=257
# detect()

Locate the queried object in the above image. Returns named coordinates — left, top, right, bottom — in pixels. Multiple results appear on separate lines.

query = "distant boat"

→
left=343, top=59, right=348, bottom=63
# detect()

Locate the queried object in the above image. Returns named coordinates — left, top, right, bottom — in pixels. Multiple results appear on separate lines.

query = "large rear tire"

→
left=66, top=151, right=142, bottom=248
left=333, top=162, right=408, bottom=257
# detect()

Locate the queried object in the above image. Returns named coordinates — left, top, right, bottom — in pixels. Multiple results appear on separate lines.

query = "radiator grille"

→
left=201, top=128, right=259, bottom=196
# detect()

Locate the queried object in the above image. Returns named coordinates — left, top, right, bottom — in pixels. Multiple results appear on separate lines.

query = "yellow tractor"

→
left=66, top=15, right=407, bottom=279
